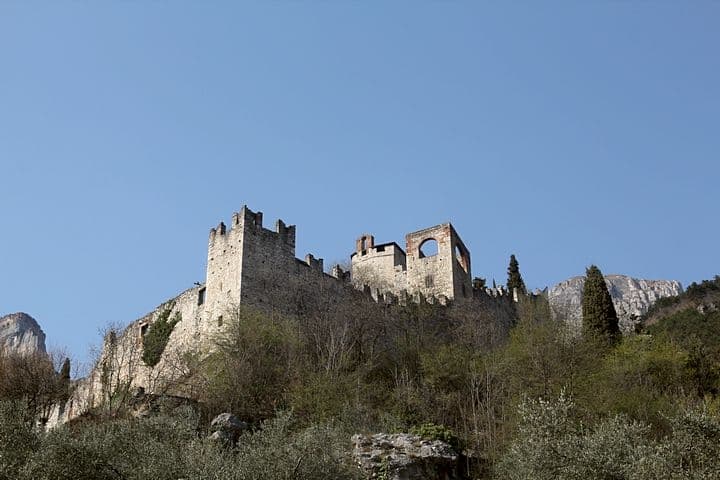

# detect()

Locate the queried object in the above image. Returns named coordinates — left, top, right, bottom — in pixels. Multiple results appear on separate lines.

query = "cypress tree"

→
left=507, top=254, right=527, bottom=295
left=582, top=265, right=620, bottom=342
left=60, top=357, right=71, bottom=381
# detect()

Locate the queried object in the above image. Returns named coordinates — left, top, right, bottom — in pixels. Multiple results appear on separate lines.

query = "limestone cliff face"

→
left=549, top=275, right=683, bottom=333
left=0, top=312, right=47, bottom=355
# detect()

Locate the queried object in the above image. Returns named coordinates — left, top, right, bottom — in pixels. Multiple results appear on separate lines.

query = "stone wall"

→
left=352, top=223, right=473, bottom=303
left=47, top=285, right=207, bottom=427
left=48, top=205, right=516, bottom=427
left=351, top=239, right=408, bottom=294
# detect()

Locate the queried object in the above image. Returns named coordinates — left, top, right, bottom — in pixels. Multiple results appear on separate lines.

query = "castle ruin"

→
left=202, top=206, right=485, bottom=324
left=351, top=223, right=473, bottom=304
left=48, top=205, right=517, bottom=427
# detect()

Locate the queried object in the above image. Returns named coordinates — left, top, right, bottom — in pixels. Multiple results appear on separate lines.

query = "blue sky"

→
left=1, top=2, right=718, bottom=366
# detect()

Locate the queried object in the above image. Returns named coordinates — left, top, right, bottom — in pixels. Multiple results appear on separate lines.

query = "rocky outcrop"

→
left=0, top=312, right=46, bottom=355
left=208, top=413, right=249, bottom=445
left=352, top=433, right=461, bottom=480
left=549, top=275, right=683, bottom=333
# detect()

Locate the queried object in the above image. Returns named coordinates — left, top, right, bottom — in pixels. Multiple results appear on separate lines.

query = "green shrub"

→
left=0, top=401, right=39, bottom=480
left=183, top=411, right=360, bottom=480
left=496, top=392, right=720, bottom=480
left=201, top=306, right=300, bottom=421
left=142, top=303, right=181, bottom=367
left=410, top=422, right=461, bottom=450
left=21, top=408, right=199, bottom=480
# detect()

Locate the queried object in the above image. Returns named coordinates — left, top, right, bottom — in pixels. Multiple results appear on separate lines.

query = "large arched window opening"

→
left=455, top=244, right=468, bottom=272
left=419, top=238, right=438, bottom=258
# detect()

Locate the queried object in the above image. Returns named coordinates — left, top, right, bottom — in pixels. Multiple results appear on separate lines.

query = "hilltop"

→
left=0, top=312, right=46, bottom=355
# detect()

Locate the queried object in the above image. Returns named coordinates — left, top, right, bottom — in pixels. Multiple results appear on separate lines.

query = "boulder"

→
left=352, top=433, right=461, bottom=480
left=209, top=413, right=249, bottom=445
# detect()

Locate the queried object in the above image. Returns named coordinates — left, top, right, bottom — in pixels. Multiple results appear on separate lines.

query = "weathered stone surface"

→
left=351, top=433, right=461, bottom=480
left=549, top=274, right=683, bottom=332
left=351, top=223, right=473, bottom=303
left=209, top=413, right=248, bottom=445
left=0, top=312, right=46, bottom=355
left=128, top=387, right=198, bottom=419
left=49, top=206, right=517, bottom=428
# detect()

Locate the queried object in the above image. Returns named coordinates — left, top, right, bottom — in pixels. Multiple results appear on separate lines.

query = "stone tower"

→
left=405, top=223, right=472, bottom=301
left=350, top=222, right=472, bottom=302
left=350, top=234, right=408, bottom=294
left=205, top=205, right=296, bottom=318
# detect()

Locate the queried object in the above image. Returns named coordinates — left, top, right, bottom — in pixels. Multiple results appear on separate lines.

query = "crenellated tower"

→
left=205, top=205, right=296, bottom=318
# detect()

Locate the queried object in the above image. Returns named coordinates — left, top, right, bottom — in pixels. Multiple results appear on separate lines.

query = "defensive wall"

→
left=47, top=205, right=519, bottom=427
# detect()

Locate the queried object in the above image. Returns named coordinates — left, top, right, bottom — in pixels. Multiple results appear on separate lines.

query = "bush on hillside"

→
left=142, top=303, right=181, bottom=367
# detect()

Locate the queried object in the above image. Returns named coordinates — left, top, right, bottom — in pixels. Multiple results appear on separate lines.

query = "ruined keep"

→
left=351, top=223, right=473, bottom=304
left=48, top=205, right=516, bottom=427
left=206, top=207, right=477, bottom=318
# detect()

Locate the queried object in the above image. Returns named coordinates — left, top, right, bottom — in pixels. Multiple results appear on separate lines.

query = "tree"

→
left=142, top=303, right=181, bottom=368
left=202, top=305, right=299, bottom=421
left=59, top=358, right=71, bottom=381
left=0, top=350, right=68, bottom=422
left=94, top=322, right=141, bottom=413
left=507, top=254, right=527, bottom=295
left=582, top=265, right=620, bottom=343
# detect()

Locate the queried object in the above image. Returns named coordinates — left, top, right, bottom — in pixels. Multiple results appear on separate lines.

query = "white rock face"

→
left=0, top=312, right=47, bottom=355
left=549, top=275, right=683, bottom=333
left=352, top=433, right=461, bottom=480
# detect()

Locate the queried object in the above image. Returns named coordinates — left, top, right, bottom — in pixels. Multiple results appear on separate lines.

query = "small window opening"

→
left=376, top=245, right=385, bottom=252
left=217, top=315, right=223, bottom=327
left=425, top=275, right=434, bottom=288
left=419, top=238, right=439, bottom=258
left=198, top=287, right=206, bottom=306
left=140, top=323, right=149, bottom=337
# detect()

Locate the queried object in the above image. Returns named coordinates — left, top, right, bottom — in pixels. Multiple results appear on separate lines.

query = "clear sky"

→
left=1, top=2, right=718, bottom=367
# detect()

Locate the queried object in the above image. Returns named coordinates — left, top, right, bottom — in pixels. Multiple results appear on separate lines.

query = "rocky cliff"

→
left=548, top=275, right=683, bottom=333
left=352, top=433, right=462, bottom=480
left=0, top=312, right=47, bottom=355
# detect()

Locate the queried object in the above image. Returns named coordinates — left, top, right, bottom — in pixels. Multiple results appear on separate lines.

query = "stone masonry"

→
left=351, top=223, right=473, bottom=303
left=47, top=205, right=515, bottom=427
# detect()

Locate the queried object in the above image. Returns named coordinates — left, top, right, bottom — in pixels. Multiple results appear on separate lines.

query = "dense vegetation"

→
left=506, top=254, right=527, bottom=294
left=142, top=302, right=181, bottom=367
left=0, top=403, right=358, bottom=480
left=643, top=275, right=720, bottom=324
left=582, top=264, right=620, bottom=343
left=643, top=276, right=720, bottom=399
left=1, top=274, right=719, bottom=478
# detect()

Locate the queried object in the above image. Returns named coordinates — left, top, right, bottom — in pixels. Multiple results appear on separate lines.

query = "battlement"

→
left=208, top=206, right=296, bottom=251
left=352, top=222, right=472, bottom=302
left=304, top=254, right=324, bottom=272
left=204, top=204, right=517, bottom=322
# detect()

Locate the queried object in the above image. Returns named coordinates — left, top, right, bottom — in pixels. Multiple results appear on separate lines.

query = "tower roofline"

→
left=350, top=241, right=405, bottom=259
